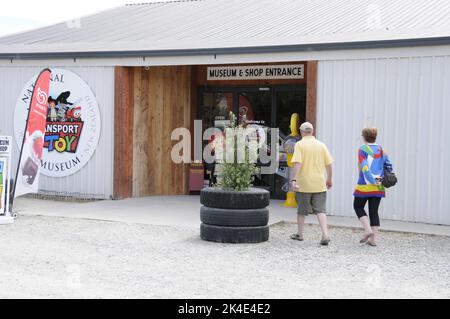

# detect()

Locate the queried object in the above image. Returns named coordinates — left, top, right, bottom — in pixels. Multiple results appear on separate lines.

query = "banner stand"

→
left=0, top=136, right=14, bottom=225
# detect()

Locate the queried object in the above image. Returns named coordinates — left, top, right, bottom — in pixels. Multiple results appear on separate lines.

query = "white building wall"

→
left=0, top=66, right=114, bottom=199
left=317, top=56, right=450, bottom=225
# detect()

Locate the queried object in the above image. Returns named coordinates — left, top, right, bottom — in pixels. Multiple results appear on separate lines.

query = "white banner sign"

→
left=0, top=136, right=12, bottom=156
left=0, top=136, right=12, bottom=215
left=207, top=64, right=305, bottom=81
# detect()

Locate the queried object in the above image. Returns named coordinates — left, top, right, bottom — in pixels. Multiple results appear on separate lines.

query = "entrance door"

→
left=237, top=89, right=273, bottom=192
left=198, top=85, right=306, bottom=198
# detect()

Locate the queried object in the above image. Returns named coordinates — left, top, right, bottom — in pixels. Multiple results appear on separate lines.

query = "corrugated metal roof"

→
left=1, top=0, right=450, bottom=58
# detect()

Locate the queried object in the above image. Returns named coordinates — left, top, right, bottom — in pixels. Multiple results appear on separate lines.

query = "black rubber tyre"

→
left=200, top=187, right=270, bottom=210
left=200, top=206, right=268, bottom=227
left=200, top=223, right=269, bottom=243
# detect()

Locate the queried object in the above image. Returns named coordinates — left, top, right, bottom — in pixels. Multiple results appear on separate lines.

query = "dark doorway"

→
left=198, top=85, right=306, bottom=199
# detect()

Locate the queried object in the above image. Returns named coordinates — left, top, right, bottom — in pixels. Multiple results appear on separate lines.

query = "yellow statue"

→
left=283, top=113, right=300, bottom=208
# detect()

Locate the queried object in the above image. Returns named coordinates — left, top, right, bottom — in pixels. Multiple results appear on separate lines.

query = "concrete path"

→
left=13, top=195, right=450, bottom=237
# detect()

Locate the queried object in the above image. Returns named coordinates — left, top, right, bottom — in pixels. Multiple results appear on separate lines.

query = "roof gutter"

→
left=1, top=36, right=450, bottom=60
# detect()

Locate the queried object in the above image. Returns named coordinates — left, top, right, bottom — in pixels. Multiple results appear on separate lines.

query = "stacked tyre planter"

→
left=200, top=187, right=270, bottom=243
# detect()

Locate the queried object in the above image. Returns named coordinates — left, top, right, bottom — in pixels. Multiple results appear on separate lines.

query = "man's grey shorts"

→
left=295, top=192, right=327, bottom=215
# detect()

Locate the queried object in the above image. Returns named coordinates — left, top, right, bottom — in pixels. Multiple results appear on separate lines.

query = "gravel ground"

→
left=0, top=215, right=449, bottom=299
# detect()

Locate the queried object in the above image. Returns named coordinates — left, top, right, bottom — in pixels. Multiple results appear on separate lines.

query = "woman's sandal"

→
left=359, top=232, right=373, bottom=243
left=290, top=233, right=304, bottom=241
left=366, top=232, right=377, bottom=246
left=367, top=240, right=377, bottom=247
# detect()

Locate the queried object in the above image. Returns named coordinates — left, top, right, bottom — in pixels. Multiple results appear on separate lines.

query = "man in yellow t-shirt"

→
left=290, top=122, right=334, bottom=245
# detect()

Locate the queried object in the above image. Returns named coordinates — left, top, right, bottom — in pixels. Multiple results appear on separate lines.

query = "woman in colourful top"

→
left=354, top=127, right=393, bottom=246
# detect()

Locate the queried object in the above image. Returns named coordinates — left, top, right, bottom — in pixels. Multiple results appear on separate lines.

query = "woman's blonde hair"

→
left=362, top=127, right=377, bottom=143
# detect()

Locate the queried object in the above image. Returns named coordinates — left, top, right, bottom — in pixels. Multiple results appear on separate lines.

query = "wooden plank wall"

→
left=133, top=66, right=192, bottom=196
left=114, top=62, right=316, bottom=198
left=113, top=67, right=134, bottom=199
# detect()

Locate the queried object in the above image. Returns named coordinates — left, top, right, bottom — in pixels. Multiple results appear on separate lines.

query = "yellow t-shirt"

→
left=291, top=136, right=334, bottom=193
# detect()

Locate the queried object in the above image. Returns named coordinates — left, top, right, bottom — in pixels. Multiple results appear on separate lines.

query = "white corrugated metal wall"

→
left=0, top=66, right=114, bottom=199
left=317, top=55, right=450, bottom=225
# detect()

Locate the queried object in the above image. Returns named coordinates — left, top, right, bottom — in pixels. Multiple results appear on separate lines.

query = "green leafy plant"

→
left=216, top=112, right=259, bottom=191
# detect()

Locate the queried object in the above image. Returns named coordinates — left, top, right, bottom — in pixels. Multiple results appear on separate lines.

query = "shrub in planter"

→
left=200, top=112, right=270, bottom=243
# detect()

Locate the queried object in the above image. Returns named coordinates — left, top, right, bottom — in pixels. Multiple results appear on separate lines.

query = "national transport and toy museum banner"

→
left=14, top=68, right=101, bottom=178
left=207, top=64, right=305, bottom=81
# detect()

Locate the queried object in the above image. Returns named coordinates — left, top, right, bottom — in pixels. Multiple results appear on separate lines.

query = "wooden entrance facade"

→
left=113, top=62, right=317, bottom=198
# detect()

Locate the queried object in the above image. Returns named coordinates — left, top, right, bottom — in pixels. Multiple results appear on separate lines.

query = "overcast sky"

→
left=0, top=0, right=172, bottom=37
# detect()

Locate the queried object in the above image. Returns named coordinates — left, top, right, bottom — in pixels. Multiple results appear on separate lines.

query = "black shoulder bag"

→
left=381, top=149, right=397, bottom=188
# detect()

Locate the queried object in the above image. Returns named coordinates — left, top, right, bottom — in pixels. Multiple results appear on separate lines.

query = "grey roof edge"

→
left=2, top=36, right=450, bottom=60
left=125, top=0, right=206, bottom=6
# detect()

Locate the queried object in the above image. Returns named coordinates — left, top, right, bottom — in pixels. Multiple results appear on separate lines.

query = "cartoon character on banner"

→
left=56, top=91, right=74, bottom=122
left=66, top=106, right=82, bottom=122
left=47, top=97, right=58, bottom=122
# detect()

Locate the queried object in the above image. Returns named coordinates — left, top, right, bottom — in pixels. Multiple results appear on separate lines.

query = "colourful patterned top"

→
left=353, top=144, right=393, bottom=198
